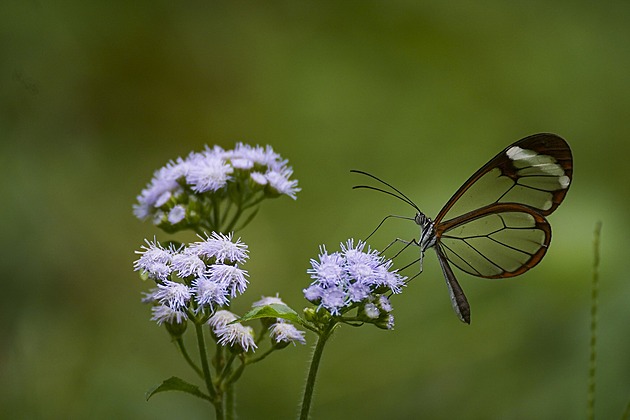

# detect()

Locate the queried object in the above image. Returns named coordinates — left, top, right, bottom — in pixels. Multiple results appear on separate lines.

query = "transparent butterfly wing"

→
left=436, top=204, right=551, bottom=278
left=434, top=133, right=573, bottom=224
left=432, top=134, right=572, bottom=279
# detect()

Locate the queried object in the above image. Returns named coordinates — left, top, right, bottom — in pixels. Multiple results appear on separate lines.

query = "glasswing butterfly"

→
left=352, top=133, right=573, bottom=324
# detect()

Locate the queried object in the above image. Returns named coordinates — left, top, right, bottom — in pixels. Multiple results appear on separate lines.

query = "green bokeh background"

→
left=2, top=1, right=629, bottom=419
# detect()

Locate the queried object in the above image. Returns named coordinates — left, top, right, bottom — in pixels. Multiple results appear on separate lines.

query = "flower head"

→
left=186, top=154, right=233, bottom=193
left=154, top=280, right=192, bottom=310
left=191, top=232, right=249, bottom=264
left=207, top=264, right=249, bottom=298
left=269, top=320, right=306, bottom=346
left=191, top=276, right=229, bottom=310
left=151, top=304, right=187, bottom=325
left=303, top=239, right=406, bottom=317
left=265, top=168, right=300, bottom=199
left=171, top=248, right=206, bottom=278
left=133, top=143, right=300, bottom=230
left=363, top=302, right=380, bottom=319
left=208, top=310, right=256, bottom=352
left=252, top=294, right=286, bottom=307
left=133, top=238, right=173, bottom=281
left=208, top=310, right=239, bottom=330
left=168, top=205, right=186, bottom=224
left=134, top=234, right=250, bottom=323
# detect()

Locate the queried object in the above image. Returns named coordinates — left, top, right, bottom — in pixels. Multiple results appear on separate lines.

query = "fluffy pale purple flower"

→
left=231, top=158, right=254, bottom=170
left=208, top=310, right=238, bottom=330
left=347, top=281, right=371, bottom=303
left=303, top=285, right=323, bottom=303
left=191, top=276, right=230, bottom=309
left=151, top=304, right=187, bottom=325
left=233, top=143, right=284, bottom=169
left=372, top=264, right=405, bottom=294
left=208, top=310, right=256, bottom=352
left=340, top=239, right=375, bottom=264
left=265, top=168, right=300, bottom=199
left=303, top=240, right=406, bottom=316
left=186, top=155, right=233, bottom=193
left=133, top=143, right=300, bottom=226
left=269, top=320, right=306, bottom=345
left=191, top=232, right=249, bottom=264
left=134, top=239, right=173, bottom=281
left=252, top=294, right=286, bottom=307
left=207, top=264, right=249, bottom=297
left=363, top=303, right=380, bottom=319
left=307, top=247, right=345, bottom=285
left=384, top=314, right=395, bottom=330
left=154, top=280, right=192, bottom=310
left=133, top=159, right=187, bottom=220
left=378, top=295, right=393, bottom=313
left=320, top=287, right=346, bottom=315
left=171, top=249, right=206, bottom=278
left=250, top=171, right=268, bottom=186
left=168, top=205, right=186, bottom=224
left=216, top=323, right=256, bottom=352
left=135, top=234, right=251, bottom=324
left=141, top=288, right=159, bottom=304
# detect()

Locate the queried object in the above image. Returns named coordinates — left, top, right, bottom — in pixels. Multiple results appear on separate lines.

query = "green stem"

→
left=224, top=205, right=244, bottom=232
left=221, top=200, right=233, bottom=230
left=224, top=192, right=265, bottom=232
left=225, top=383, right=235, bottom=420
left=621, top=399, right=630, bottom=420
left=246, top=347, right=276, bottom=365
left=226, top=360, right=246, bottom=385
left=220, top=352, right=237, bottom=380
left=174, top=337, right=203, bottom=378
left=194, top=322, right=222, bottom=418
left=212, top=197, right=222, bottom=231
left=587, top=222, right=602, bottom=420
left=299, top=323, right=336, bottom=420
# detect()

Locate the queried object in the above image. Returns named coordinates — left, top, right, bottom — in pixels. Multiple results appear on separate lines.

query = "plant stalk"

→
left=587, top=221, right=602, bottom=420
left=299, top=323, right=335, bottom=420
left=194, top=322, right=223, bottom=419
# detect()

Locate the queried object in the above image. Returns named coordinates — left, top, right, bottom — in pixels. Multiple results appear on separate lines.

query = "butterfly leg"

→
left=381, top=237, right=420, bottom=257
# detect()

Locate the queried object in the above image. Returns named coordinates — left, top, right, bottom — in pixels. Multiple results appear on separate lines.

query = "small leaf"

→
left=145, top=376, right=211, bottom=401
left=238, top=304, right=304, bottom=325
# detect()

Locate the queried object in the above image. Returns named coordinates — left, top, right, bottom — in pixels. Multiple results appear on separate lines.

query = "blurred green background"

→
left=2, top=1, right=629, bottom=419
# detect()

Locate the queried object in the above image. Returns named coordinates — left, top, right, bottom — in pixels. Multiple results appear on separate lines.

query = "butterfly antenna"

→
left=350, top=169, right=421, bottom=213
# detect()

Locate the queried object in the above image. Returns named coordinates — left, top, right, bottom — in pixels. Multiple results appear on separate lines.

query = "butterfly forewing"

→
left=437, top=204, right=551, bottom=278
left=434, top=133, right=573, bottom=225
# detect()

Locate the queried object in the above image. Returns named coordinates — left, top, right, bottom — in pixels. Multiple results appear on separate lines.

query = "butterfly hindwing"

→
left=436, top=203, right=551, bottom=278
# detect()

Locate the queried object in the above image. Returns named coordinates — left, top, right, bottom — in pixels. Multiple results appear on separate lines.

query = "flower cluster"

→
left=135, top=232, right=249, bottom=325
left=303, top=239, right=405, bottom=328
left=133, top=143, right=300, bottom=232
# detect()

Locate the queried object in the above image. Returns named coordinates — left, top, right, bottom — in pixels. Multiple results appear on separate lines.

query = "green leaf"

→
left=145, top=376, right=211, bottom=401
left=238, top=304, right=304, bottom=325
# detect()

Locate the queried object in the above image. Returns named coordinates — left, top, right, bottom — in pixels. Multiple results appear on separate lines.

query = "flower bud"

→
left=164, top=319, right=188, bottom=338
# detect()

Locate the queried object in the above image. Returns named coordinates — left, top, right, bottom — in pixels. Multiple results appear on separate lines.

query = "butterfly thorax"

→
left=415, top=212, right=437, bottom=252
